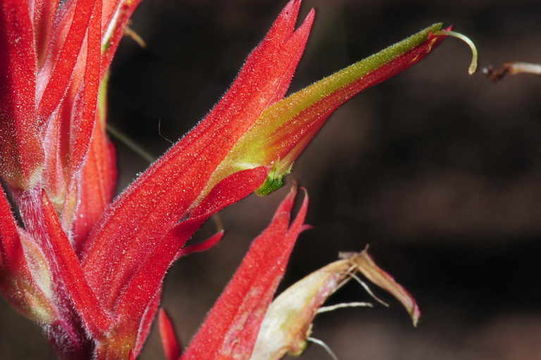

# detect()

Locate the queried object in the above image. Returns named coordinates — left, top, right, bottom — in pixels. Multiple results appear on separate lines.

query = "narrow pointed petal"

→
left=220, top=24, right=447, bottom=195
left=132, top=290, right=162, bottom=359
left=251, top=249, right=420, bottom=359
left=177, top=230, right=224, bottom=258
left=159, top=309, right=182, bottom=360
left=68, top=0, right=102, bottom=174
left=101, top=0, right=143, bottom=74
left=42, top=73, right=116, bottom=246
left=82, top=2, right=313, bottom=308
left=0, top=0, right=44, bottom=189
left=38, top=192, right=112, bottom=337
left=55, top=3, right=110, bottom=243
left=181, top=187, right=309, bottom=360
left=0, top=188, right=57, bottom=324
left=39, top=0, right=103, bottom=197
left=7, top=230, right=58, bottom=324
left=37, top=0, right=97, bottom=121
left=71, top=113, right=117, bottom=251
left=44, top=0, right=104, bottom=231
left=201, top=8, right=315, bottom=194
left=19, top=190, right=111, bottom=338
left=94, top=288, right=162, bottom=360
left=42, top=103, right=69, bottom=208
left=32, top=0, right=61, bottom=64
left=39, top=0, right=102, bottom=170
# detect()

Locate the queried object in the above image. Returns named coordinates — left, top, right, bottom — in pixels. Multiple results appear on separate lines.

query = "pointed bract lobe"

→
left=133, top=290, right=162, bottom=358
left=67, top=0, right=102, bottom=175
left=0, top=187, right=57, bottom=324
left=159, top=309, right=182, bottom=360
left=181, top=187, right=309, bottom=360
left=40, top=0, right=104, bottom=221
left=101, top=0, right=144, bottom=74
left=71, top=111, right=117, bottom=251
left=32, top=0, right=61, bottom=65
left=18, top=190, right=111, bottom=338
left=47, top=0, right=105, bottom=237
left=37, top=0, right=97, bottom=121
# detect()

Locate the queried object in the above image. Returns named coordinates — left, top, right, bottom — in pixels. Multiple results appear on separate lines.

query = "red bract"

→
left=181, top=187, right=308, bottom=360
left=0, top=0, right=449, bottom=358
left=159, top=309, right=182, bottom=360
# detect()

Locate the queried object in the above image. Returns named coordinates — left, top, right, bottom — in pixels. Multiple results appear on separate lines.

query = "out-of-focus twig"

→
left=483, top=62, right=541, bottom=82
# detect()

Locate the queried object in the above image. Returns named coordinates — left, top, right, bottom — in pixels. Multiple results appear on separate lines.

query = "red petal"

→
left=101, top=0, right=143, bottom=75
left=71, top=116, right=117, bottom=252
left=110, top=167, right=267, bottom=323
left=0, top=0, right=43, bottom=189
left=37, top=0, right=96, bottom=121
left=203, top=8, right=315, bottom=192
left=67, top=0, right=102, bottom=174
left=19, top=190, right=111, bottom=337
left=0, top=188, right=57, bottom=325
left=177, top=230, right=224, bottom=258
left=181, top=187, right=309, bottom=360
left=82, top=0, right=312, bottom=307
left=132, top=290, right=162, bottom=358
left=47, top=0, right=104, bottom=236
left=40, top=1, right=112, bottom=242
left=39, top=0, right=103, bottom=182
left=42, top=104, right=69, bottom=207
left=159, top=309, right=182, bottom=360
left=32, top=0, right=60, bottom=64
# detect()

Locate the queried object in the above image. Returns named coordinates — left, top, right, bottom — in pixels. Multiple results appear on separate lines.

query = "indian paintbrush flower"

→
left=0, top=0, right=461, bottom=358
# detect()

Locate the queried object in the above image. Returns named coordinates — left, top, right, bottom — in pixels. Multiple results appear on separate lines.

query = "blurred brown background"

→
left=2, top=0, right=541, bottom=359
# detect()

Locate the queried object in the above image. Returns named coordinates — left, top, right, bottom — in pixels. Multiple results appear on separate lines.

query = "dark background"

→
left=2, top=0, right=541, bottom=359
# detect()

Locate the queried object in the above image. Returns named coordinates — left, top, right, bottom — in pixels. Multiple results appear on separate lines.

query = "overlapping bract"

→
left=0, top=0, right=447, bottom=358
left=181, top=187, right=309, bottom=360
left=159, top=191, right=419, bottom=360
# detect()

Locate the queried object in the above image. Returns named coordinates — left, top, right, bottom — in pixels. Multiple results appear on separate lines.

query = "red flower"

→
left=0, top=0, right=448, bottom=358
left=159, top=188, right=420, bottom=360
